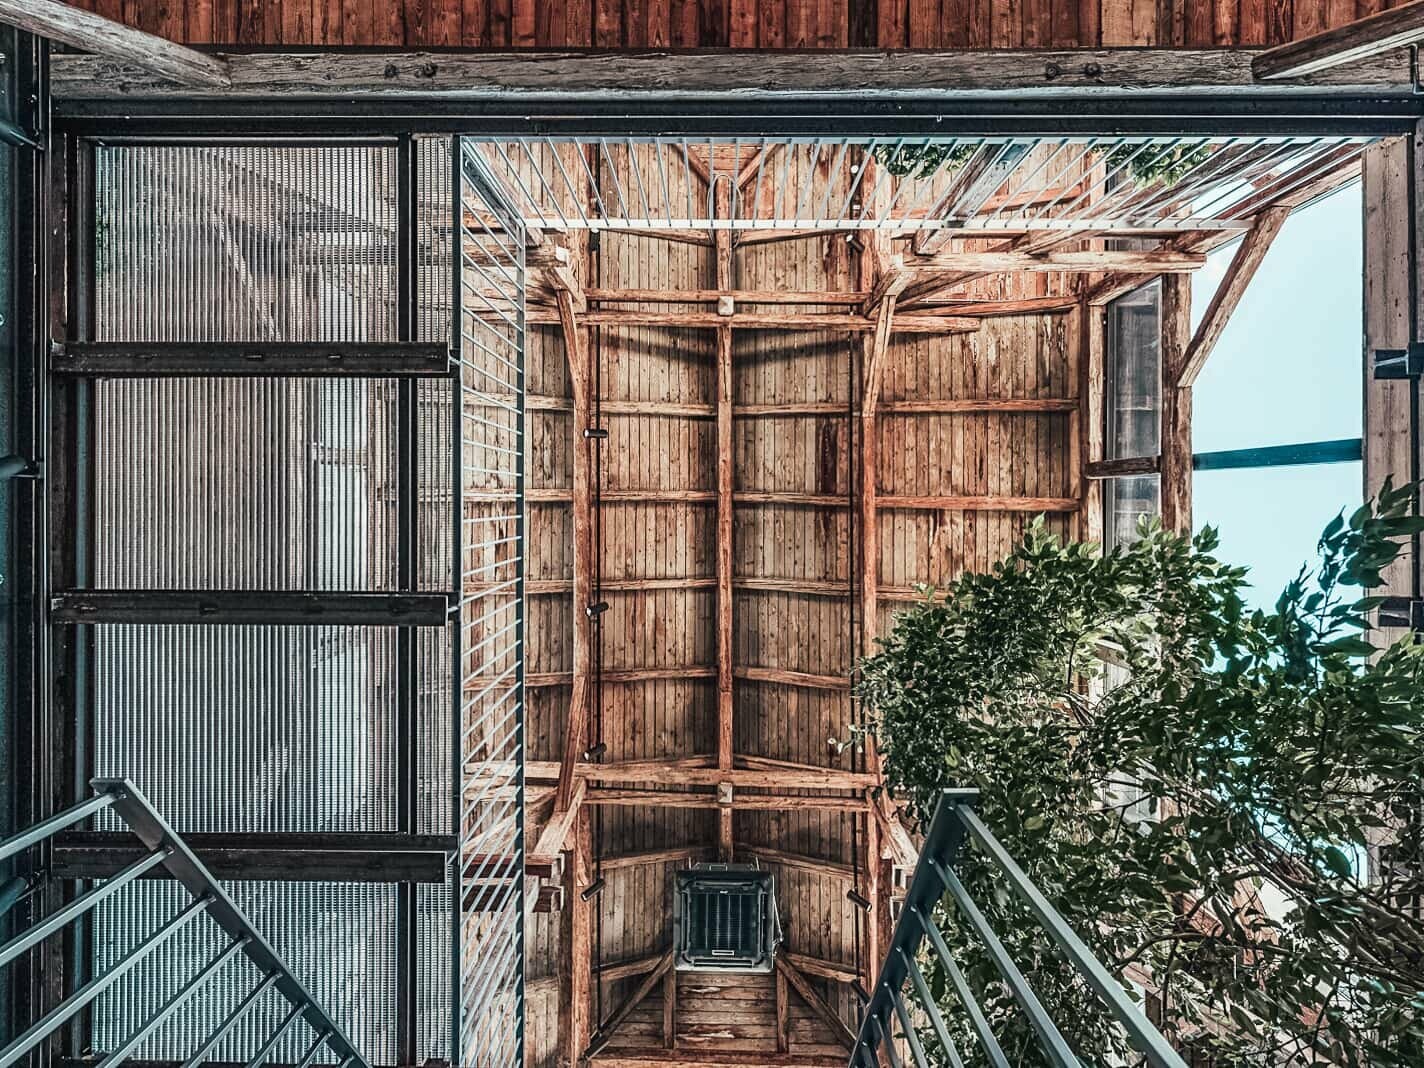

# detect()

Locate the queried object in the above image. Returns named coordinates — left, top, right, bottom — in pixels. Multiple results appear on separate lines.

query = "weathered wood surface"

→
left=48, top=48, right=1414, bottom=101
left=1255, top=0, right=1424, bottom=78
left=1362, top=137, right=1421, bottom=645
left=55, top=0, right=1424, bottom=50
left=1, top=0, right=231, bottom=86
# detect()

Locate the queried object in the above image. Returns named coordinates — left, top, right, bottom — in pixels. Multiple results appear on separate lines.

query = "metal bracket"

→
left=1412, top=44, right=1424, bottom=97
left=1379, top=596, right=1424, bottom=630
left=1373, top=341, right=1424, bottom=380
left=583, top=427, right=609, bottom=440
left=0, top=455, right=42, bottom=481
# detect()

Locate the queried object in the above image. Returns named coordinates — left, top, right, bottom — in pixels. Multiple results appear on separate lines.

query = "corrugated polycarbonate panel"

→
left=93, top=377, right=400, bottom=591
left=455, top=138, right=525, bottom=1068
left=96, top=144, right=398, bottom=343
left=417, top=882, right=453, bottom=1061
left=92, top=880, right=397, bottom=1064
left=94, top=625, right=397, bottom=833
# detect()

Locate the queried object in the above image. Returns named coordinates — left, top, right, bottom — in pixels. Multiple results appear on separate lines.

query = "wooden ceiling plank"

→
left=1177, top=207, right=1289, bottom=388
left=0, top=0, right=231, bottom=88
left=1254, top=0, right=1424, bottom=79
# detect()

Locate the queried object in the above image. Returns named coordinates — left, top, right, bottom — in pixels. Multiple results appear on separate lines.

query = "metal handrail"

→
left=849, top=788, right=1188, bottom=1068
left=0, top=777, right=370, bottom=1068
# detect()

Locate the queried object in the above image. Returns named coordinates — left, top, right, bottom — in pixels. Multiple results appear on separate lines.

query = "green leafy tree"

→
left=856, top=482, right=1424, bottom=1066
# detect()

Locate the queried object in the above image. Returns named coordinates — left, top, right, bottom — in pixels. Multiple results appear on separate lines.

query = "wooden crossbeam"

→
left=911, top=249, right=1205, bottom=273
left=1177, top=207, right=1289, bottom=388
left=528, top=309, right=979, bottom=333
left=1083, top=272, right=1158, bottom=306
left=518, top=757, right=875, bottom=791
left=586, top=288, right=866, bottom=307
left=530, top=777, right=587, bottom=867
left=741, top=845, right=856, bottom=880
left=0, top=0, right=231, bottom=88
left=1255, top=0, right=1424, bottom=79
left=585, top=788, right=868, bottom=812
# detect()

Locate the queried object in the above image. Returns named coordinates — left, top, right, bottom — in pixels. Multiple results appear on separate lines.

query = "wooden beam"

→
left=1084, top=273, right=1158, bottom=306
left=1160, top=275, right=1194, bottom=534
left=0, top=0, right=231, bottom=88
left=741, top=845, right=856, bottom=881
left=714, top=180, right=736, bottom=866
left=555, top=281, right=594, bottom=816
left=601, top=846, right=711, bottom=871
left=1178, top=207, right=1289, bottom=388
left=911, top=249, right=1205, bottom=273
left=780, top=952, right=861, bottom=985
left=1081, top=299, right=1106, bottom=543
left=49, top=49, right=1416, bottom=101
left=587, top=950, right=676, bottom=1058
left=528, top=309, right=978, bottom=333
left=530, top=777, right=586, bottom=868
left=901, top=295, right=1080, bottom=316
left=587, top=288, right=866, bottom=307
left=775, top=955, right=856, bottom=1050
left=598, top=951, right=669, bottom=983
left=1086, top=456, right=1162, bottom=478
left=1255, top=0, right=1424, bottom=79
left=585, top=788, right=868, bottom=812
left=871, top=794, right=920, bottom=874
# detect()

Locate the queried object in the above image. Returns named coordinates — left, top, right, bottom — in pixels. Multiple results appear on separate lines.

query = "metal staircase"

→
left=0, top=779, right=370, bottom=1068
left=850, top=789, right=1188, bottom=1068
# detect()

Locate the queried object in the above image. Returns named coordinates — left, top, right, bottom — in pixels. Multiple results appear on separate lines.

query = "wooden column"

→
left=715, top=180, right=736, bottom=861
left=1080, top=298, right=1106, bottom=543
left=1363, top=135, right=1423, bottom=638
left=1160, top=275, right=1194, bottom=534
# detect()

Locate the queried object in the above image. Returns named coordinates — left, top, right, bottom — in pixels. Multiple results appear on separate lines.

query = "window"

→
left=1102, top=281, right=1163, bottom=548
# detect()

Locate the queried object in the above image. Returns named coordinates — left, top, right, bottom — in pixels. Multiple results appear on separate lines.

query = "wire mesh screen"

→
left=468, top=135, right=1370, bottom=233
left=453, top=137, right=526, bottom=1068
left=91, top=880, right=397, bottom=1064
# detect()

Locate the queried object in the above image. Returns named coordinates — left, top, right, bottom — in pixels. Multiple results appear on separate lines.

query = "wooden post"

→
left=1363, top=136, right=1421, bottom=641
left=1080, top=298, right=1106, bottom=544
left=714, top=179, right=735, bottom=861
left=663, top=963, right=677, bottom=1049
left=1160, top=275, right=1193, bottom=534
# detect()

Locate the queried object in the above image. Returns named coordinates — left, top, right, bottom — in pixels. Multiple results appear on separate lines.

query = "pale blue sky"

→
left=1190, top=184, right=1363, bottom=612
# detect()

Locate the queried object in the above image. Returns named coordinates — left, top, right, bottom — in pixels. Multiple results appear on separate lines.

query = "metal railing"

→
left=0, top=778, right=370, bottom=1068
left=850, top=789, right=1188, bottom=1068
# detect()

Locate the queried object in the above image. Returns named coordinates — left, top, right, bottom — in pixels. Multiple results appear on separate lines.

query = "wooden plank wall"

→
left=58, top=0, right=1415, bottom=49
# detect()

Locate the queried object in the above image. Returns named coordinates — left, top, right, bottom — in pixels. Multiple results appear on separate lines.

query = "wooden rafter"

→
left=553, top=254, right=594, bottom=818
left=585, top=788, right=868, bottom=811
left=1178, top=207, right=1289, bottom=388
left=775, top=954, right=856, bottom=1050
left=1255, top=0, right=1424, bottom=79
left=586, top=949, right=676, bottom=1058
left=530, top=776, right=587, bottom=867
left=911, top=248, right=1205, bottom=273
left=0, top=0, right=231, bottom=88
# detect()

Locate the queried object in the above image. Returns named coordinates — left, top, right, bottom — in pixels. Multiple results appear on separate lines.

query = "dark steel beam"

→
left=50, top=341, right=453, bottom=378
left=52, top=831, right=454, bottom=884
left=49, top=590, right=453, bottom=627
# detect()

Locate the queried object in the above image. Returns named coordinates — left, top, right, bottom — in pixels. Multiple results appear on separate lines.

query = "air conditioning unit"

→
left=673, top=865, right=782, bottom=973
